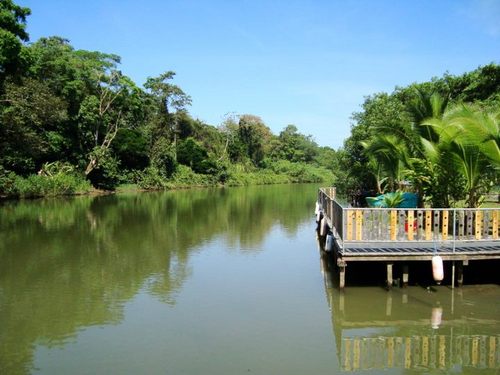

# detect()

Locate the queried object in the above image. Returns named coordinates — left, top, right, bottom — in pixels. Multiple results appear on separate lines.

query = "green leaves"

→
left=0, top=0, right=30, bottom=77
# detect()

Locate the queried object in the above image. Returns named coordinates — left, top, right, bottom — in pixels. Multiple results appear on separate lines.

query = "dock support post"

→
left=386, top=263, right=393, bottom=290
left=457, top=261, right=464, bottom=287
left=338, top=259, right=347, bottom=289
left=402, top=265, right=409, bottom=287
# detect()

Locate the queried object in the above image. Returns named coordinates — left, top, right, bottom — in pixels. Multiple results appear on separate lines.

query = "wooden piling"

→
left=386, top=263, right=393, bottom=290
left=402, top=265, right=409, bottom=287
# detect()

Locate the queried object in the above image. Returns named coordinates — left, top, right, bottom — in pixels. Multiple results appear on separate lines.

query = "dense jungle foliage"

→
left=1, top=1, right=498, bottom=207
left=0, top=0, right=335, bottom=198
left=337, top=63, right=499, bottom=208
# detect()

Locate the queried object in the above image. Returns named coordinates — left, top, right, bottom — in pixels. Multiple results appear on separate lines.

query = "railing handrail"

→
left=318, top=188, right=500, bottom=245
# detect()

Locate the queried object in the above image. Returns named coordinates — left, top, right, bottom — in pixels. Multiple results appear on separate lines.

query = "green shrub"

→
left=86, top=150, right=121, bottom=190
left=134, top=167, right=173, bottom=190
left=0, top=167, right=18, bottom=196
left=172, top=165, right=214, bottom=187
left=0, top=164, right=91, bottom=198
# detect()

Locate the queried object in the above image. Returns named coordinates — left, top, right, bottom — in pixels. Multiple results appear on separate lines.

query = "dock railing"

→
left=318, top=188, right=500, bottom=254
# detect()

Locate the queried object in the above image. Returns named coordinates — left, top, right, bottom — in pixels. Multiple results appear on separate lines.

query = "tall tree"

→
left=0, top=78, right=67, bottom=173
left=237, top=115, right=272, bottom=167
left=144, top=71, right=191, bottom=174
left=0, top=0, right=30, bottom=81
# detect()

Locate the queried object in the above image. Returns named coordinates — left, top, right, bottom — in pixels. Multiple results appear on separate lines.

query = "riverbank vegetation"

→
left=1, top=1, right=498, bottom=206
left=335, top=63, right=499, bottom=208
left=0, top=1, right=334, bottom=198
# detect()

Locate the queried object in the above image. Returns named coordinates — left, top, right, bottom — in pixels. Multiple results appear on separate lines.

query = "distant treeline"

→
left=0, top=1, right=336, bottom=198
left=1, top=1, right=498, bottom=205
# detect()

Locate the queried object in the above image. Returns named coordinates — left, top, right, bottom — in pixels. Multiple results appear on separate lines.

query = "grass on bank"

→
left=1, top=161, right=335, bottom=199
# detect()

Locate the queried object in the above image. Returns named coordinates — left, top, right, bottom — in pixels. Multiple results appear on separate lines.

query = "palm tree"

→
left=407, top=88, right=449, bottom=153
left=421, top=104, right=498, bottom=207
left=361, top=134, right=410, bottom=193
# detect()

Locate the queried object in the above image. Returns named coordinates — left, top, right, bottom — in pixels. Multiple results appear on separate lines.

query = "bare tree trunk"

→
left=85, top=71, right=123, bottom=176
left=85, top=111, right=121, bottom=176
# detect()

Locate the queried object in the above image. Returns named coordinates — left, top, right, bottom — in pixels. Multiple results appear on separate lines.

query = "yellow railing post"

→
left=390, top=210, right=397, bottom=241
left=442, top=210, right=449, bottom=241
left=355, top=210, right=363, bottom=241
left=346, top=210, right=353, bottom=241
left=407, top=210, right=414, bottom=241
left=492, top=210, right=498, bottom=240
left=475, top=210, right=482, bottom=240
left=425, top=211, right=432, bottom=240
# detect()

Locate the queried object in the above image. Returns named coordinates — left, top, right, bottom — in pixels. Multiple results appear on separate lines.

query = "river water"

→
left=0, top=184, right=498, bottom=374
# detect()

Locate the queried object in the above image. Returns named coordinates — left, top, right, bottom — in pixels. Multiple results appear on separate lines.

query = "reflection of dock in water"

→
left=341, top=334, right=499, bottom=371
left=319, top=252, right=500, bottom=372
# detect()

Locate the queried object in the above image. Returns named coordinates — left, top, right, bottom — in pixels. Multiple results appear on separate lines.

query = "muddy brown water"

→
left=1, top=184, right=498, bottom=374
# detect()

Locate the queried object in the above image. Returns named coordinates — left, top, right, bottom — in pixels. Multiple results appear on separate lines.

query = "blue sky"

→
left=19, top=0, right=500, bottom=149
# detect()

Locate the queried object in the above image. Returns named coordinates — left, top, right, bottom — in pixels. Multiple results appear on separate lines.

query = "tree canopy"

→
left=0, top=1, right=335, bottom=197
left=337, top=63, right=500, bottom=208
left=1, top=1, right=498, bottom=207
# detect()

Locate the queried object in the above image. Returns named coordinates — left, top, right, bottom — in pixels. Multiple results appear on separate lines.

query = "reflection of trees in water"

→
left=0, top=184, right=318, bottom=374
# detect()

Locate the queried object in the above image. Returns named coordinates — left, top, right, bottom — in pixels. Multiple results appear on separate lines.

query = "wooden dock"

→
left=317, top=187, right=500, bottom=288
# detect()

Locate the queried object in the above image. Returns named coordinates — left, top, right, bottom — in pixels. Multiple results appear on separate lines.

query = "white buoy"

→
left=325, top=234, right=333, bottom=252
left=432, top=255, right=444, bottom=284
left=431, top=306, right=443, bottom=329
left=316, top=210, right=322, bottom=223
left=320, top=217, right=328, bottom=236
left=314, top=201, right=320, bottom=215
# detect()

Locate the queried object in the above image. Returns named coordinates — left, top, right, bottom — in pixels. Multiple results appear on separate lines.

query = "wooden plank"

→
left=346, top=210, right=353, bottom=241
left=407, top=210, right=414, bottom=241
left=442, top=210, right=449, bottom=241
left=425, top=211, right=432, bottom=240
left=466, top=211, right=473, bottom=238
left=398, top=210, right=406, bottom=240
left=458, top=210, right=465, bottom=239
left=416, top=210, right=424, bottom=240
left=483, top=211, right=489, bottom=239
left=492, top=210, right=498, bottom=240
left=475, top=210, right=482, bottom=240
left=433, top=211, right=440, bottom=239
left=355, top=210, right=363, bottom=241
left=390, top=210, right=397, bottom=241
left=363, top=210, right=372, bottom=241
